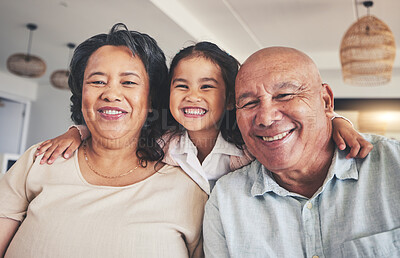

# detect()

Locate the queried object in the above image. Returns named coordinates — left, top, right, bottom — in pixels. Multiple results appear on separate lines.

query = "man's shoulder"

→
left=363, top=133, right=400, bottom=156
left=354, top=134, right=400, bottom=173
left=214, top=160, right=261, bottom=191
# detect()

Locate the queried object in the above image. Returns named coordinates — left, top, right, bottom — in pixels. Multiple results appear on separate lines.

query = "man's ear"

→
left=321, top=83, right=334, bottom=113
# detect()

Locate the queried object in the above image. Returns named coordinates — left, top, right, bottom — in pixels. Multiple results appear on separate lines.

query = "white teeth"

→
left=102, top=110, right=123, bottom=115
left=262, top=131, right=290, bottom=142
left=184, top=108, right=206, bottom=115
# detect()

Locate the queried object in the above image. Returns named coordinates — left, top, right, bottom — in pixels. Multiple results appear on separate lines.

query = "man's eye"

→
left=276, top=93, right=294, bottom=100
left=238, top=100, right=259, bottom=109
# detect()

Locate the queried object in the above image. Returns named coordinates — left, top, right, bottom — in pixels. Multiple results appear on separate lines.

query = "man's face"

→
left=235, top=50, right=333, bottom=173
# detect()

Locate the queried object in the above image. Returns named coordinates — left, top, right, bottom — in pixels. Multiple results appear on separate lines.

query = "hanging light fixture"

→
left=7, top=23, right=46, bottom=78
left=340, top=1, right=396, bottom=86
left=50, top=43, right=75, bottom=90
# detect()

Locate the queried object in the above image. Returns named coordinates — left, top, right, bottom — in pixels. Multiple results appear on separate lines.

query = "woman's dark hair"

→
left=69, top=23, right=169, bottom=165
left=166, top=41, right=244, bottom=147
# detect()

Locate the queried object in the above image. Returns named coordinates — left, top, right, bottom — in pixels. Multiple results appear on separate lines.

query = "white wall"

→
left=0, top=70, right=38, bottom=101
left=26, top=83, right=72, bottom=148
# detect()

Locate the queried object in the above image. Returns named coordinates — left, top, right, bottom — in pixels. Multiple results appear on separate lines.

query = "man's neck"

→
left=272, top=141, right=335, bottom=198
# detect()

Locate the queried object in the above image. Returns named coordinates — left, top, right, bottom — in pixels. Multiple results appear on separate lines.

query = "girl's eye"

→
left=175, top=84, right=188, bottom=89
left=200, top=84, right=215, bottom=89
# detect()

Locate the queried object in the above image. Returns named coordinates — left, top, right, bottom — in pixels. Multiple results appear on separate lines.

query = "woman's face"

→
left=81, top=45, right=150, bottom=143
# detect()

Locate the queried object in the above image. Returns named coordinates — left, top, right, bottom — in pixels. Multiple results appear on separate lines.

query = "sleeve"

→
left=331, top=112, right=354, bottom=127
left=203, top=193, right=230, bottom=258
left=68, top=124, right=91, bottom=141
left=0, top=145, right=38, bottom=221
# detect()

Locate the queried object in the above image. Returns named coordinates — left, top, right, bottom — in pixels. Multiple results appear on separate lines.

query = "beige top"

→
left=0, top=144, right=207, bottom=258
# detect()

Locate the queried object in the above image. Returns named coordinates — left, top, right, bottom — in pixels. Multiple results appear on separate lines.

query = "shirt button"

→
left=306, top=202, right=312, bottom=209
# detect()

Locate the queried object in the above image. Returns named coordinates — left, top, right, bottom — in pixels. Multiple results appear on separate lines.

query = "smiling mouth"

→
left=99, top=110, right=125, bottom=115
left=260, top=129, right=294, bottom=142
left=183, top=108, right=207, bottom=116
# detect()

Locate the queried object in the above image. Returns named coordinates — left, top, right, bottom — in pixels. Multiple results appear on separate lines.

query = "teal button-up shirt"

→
left=204, top=134, right=400, bottom=257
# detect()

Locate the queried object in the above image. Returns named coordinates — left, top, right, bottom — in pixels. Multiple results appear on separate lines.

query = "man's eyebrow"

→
left=237, top=92, right=255, bottom=103
left=275, top=81, right=302, bottom=90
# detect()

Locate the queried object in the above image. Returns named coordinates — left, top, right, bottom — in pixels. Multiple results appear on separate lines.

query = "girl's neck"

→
left=187, top=129, right=219, bottom=164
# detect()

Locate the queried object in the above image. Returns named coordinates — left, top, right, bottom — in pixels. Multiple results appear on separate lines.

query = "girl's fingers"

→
left=346, top=142, right=361, bottom=159
left=40, top=144, right=58, bottom=164
left=332, top=132, right=346, bottom=151
left=355, top=140, right=374, bottom=159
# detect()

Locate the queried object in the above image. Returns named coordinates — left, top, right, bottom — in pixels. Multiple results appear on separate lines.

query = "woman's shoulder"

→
left=156, top=164, right=208, bottom=195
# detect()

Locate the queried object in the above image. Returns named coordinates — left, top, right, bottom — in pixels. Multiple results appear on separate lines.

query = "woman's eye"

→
left=122, top=81, right=138, bottom=87
left=90, top=81, right=106, bottom=86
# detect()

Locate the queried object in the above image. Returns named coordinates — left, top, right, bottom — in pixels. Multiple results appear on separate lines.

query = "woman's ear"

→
left=321, top=83, right=334, bottom=113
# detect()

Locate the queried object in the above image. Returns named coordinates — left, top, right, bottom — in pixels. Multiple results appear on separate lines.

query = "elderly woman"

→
left=0, top=24, right=207, bottom=257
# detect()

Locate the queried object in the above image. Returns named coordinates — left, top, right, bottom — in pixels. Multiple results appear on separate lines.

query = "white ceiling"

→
left=0, top=0, right=399, bottom=98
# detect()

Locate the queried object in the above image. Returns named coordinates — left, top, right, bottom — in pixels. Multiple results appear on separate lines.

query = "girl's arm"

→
left=331, top=115, right=373, bottom=159
left=35, top=125, right=88, bottom=164
left=0, top=218, right=20, bottom=257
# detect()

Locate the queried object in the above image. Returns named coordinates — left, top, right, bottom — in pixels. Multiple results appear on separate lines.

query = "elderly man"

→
left=203, top=47, right=400, bottom=257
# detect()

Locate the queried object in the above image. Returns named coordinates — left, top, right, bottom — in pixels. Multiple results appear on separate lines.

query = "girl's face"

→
left=169, top=56, right=227, bottom=135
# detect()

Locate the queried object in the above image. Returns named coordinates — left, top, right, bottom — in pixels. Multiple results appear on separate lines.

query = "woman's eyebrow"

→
left=87, top=72, right=105, bottom=79
left=120, top=72, right=140, bottom=78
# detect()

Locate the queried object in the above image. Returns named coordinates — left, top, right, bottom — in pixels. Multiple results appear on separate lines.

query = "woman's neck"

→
left=187, top=129, right=219, bottom=164
left=89, top=137, right=138, bottom=161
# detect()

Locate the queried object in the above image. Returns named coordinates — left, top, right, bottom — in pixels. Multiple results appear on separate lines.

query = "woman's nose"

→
left=101, top=82, right=123, bottom=102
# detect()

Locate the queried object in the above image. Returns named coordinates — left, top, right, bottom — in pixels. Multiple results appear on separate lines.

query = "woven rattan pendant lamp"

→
left=340, top=1, right=396, bottom=86
left=50, top=43, right=75, bottom=90
left=7, top=23, right=46, bottom=78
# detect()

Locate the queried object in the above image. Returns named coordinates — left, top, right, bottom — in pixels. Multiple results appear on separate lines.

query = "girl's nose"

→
left=185, top=90, right=202, bottom=102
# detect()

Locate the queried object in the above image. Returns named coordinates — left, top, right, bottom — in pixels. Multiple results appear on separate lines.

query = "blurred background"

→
left=0, top=0, right=399, bottom=171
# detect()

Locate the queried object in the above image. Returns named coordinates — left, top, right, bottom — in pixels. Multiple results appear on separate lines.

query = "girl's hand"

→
left=332, top=117, right=373, bottom=159
left=35, top=127, right=83, bottom=164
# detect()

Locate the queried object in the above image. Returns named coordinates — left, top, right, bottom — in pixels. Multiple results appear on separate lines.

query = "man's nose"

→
left=254, top=101, right=283, bottom=127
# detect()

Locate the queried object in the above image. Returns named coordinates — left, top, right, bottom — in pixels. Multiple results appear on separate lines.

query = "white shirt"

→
left=167, top=131, right=245, bottom=194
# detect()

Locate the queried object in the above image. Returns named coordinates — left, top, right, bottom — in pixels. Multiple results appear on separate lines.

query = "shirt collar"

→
left=250, top=148, right=359, bottom=197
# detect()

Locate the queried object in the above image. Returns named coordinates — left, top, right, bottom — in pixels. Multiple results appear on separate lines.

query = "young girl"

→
left=36, top=42, right=372, bottom=194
